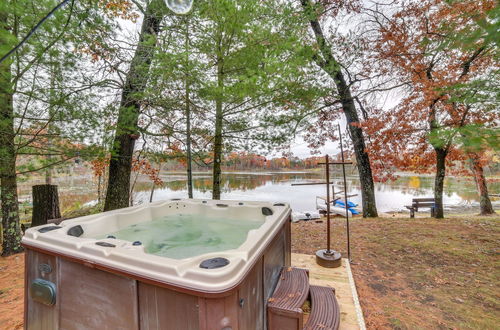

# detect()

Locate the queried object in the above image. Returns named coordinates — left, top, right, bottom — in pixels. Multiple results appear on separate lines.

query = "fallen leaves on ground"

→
left=0, top=253, right=24, bottom=330
left=291, top=214, right=500, bottom=329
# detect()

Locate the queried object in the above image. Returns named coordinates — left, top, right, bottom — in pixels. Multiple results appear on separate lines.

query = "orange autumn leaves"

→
left=98, top=0, right=139, bottom=20
left=132, top=158, right=163, bottom=186
left=90, top=157, right=108, bottom=178
left=359, top=0, right=498, bottom=180
left=78, top=0, right=139, bottom=62
left=91, top=157, right=163, bottom=186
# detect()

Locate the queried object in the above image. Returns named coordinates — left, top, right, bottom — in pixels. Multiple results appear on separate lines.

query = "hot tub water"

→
left=98, top=214, right=265, bottom=259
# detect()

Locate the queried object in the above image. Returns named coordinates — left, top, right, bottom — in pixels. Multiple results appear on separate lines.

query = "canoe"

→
left=316, top=204, right=351, bottom=217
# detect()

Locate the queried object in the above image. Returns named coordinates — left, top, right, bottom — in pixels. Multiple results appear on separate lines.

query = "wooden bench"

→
left=303, top=285, right=340, bottom=330
left=267, top=267, right=310, bottom=330
left=405, top=198, right=436, bottom=218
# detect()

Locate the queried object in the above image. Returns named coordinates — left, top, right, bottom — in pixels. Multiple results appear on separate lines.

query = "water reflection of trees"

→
left=329, top=175, right=488, bottom=201
left=155, top=173, right=323, bottom=193
left=18, top=167, right=497, bottom=213
left=140, top=172, right=494, bottom=203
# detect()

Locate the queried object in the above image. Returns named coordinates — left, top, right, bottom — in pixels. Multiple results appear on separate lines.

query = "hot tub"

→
left=22, top=199, right=291, bottom=329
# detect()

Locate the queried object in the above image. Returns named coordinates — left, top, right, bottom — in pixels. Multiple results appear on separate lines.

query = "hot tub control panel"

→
left=30, top=278, right=56, bottom=306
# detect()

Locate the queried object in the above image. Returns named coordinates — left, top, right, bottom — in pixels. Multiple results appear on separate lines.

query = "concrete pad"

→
left=292, top=253, right=366, bottom=330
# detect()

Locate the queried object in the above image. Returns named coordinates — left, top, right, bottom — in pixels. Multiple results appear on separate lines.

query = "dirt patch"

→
left=0, top=253, right=24, bottom=330
left=291, top=214, right=500, bottom=329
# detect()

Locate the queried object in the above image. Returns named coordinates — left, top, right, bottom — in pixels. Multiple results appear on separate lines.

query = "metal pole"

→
left=325, top=154, right=331, bottom=253
left=338, top=124, right=351, bottom=261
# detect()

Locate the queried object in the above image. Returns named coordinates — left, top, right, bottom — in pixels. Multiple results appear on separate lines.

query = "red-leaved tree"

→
left=362, top=0, right=498, bottom=217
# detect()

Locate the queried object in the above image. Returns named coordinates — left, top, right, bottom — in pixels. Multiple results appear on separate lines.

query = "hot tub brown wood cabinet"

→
left=23, top=199, right=291, bottom=330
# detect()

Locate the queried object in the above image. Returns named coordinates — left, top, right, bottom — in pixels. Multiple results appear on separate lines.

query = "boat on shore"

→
left=315, top=196, right=360, bottom=216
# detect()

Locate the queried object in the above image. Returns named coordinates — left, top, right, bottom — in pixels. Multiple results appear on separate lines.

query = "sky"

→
left=287, top=136, right=340, bottom=158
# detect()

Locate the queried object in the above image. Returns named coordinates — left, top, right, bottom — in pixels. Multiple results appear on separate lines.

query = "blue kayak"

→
left=348, top=208, right=360, bottom=215
left=334, top=200, right=358, bottom=208
left=332, top=200, right=360, bottom=215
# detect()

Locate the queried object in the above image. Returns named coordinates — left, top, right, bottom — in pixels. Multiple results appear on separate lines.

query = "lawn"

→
left=291, top=214, right=500, bottom=329
left=1, top=214, right=498, bottom=329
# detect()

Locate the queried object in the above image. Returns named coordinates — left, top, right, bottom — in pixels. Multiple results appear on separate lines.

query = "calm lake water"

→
left=135, top=171, right=499, bottom=213
left=18, top=170, right=499, bottom=214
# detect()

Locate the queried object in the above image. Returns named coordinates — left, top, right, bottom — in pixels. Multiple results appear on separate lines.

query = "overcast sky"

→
left=288, top=136, right=340, bottom=158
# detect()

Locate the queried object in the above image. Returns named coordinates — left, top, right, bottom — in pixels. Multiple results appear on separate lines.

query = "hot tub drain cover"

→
left=199, top=257, right=230, bottom=269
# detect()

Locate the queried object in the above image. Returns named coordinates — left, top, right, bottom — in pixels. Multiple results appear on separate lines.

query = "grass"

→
left=291, top=213, right=500, bottom=329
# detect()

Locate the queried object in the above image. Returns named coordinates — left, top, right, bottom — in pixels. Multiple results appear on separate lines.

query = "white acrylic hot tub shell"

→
left=22, top=199, right=291, bottom=293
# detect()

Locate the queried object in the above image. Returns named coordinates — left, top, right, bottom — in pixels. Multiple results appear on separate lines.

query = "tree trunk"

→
left=300, top=0, right=378, bottom=217
left=433, top=147, right=448, bottom=218
left=468, top=152, right=494, bottom=215
left=149, top=182, right=155, bottom=203
left=104, top=2, right=163, bottom=211
left=0, top=169, right=21, bottom=256
left=185, top=18, right=193, bottom=199
left=32, top=184, right=61, bottom=227
left=45, top=61, right=56, bottom=185
left=186, top=100, right=194, bottom=198
left=212, top=56, right=224, bottom=200
left=186, top=101, right=194, bottom=198
left=129, top=169, right=140, bottom=206
left=149, top=163, right=162, bottom=203
left=0, top=48, right=22, bottom=256
left=97, top=174, right=102, bottom=203
left=335, top=73, right=378, bottom=217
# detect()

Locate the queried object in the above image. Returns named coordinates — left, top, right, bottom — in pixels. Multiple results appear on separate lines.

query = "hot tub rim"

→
left=22, top=210, right=291, bottom=298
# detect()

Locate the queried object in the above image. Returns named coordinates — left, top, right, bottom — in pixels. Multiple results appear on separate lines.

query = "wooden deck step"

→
left=303, top=285, right=340, bottom=330
left=267, top=267, right=310, bottom=330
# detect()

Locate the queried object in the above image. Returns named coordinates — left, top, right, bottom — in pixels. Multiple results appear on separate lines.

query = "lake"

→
left=134, top=171, right=499, bottom=214
left=18, top=170, right=499, bottom=214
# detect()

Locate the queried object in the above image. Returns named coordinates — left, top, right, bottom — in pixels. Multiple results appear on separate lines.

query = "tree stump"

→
left=32, top=184, right=61, bottom=227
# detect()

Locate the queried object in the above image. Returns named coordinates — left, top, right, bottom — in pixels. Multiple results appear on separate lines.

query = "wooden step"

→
left=303, top=285, right=340, bottom=330
left=267, top=267, right=310, bottom=330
